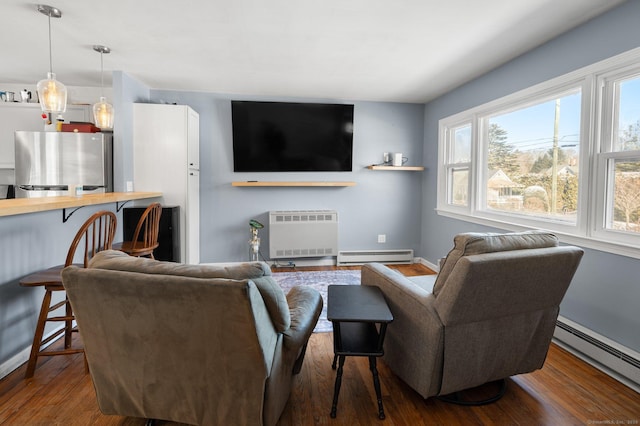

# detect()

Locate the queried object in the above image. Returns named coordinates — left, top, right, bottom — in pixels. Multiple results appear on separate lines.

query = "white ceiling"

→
left=0, top=0, right=626, bottom=104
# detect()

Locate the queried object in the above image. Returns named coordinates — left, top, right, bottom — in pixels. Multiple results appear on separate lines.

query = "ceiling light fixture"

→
left=36, top=4, right=67, bottom=114
left=92, top=45, right=114, bottom=129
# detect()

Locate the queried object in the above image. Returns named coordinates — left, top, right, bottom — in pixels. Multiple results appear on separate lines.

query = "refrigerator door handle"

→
left=81, top=185, right=104, bottom=191
left=19, top=185, right=68, bottom=191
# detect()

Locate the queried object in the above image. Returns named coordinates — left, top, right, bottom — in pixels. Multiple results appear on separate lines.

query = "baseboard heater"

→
left=269, top=210, right=338, bottom=259
left=554, top=317, right=640, bottom=389
left=337, top=249, right=414, bottom=266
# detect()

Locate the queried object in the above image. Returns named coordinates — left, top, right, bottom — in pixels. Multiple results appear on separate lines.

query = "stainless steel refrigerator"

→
left=14, top=131, right=113, bottom=198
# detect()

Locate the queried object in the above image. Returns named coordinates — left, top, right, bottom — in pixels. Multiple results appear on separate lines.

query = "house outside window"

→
left=437, top=48, right=640, bottom=258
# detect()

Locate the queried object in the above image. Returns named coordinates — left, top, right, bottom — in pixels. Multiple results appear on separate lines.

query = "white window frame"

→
left=437, top=119, right=474, bottom=214
left=437, top=47, right=640, bottom=259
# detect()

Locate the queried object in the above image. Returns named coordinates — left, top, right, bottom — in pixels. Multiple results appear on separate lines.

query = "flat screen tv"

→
left=231, top=101, right=354, bottom=172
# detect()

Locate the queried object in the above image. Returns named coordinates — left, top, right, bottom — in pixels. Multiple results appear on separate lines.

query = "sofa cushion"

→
left=89, top=250, right=291, bottom=331
left=407, top=275, right=437, bottom=293
left=432, top=231, right=559, bottom=297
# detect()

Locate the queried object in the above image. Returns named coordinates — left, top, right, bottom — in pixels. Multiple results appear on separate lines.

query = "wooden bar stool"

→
left=113, top=202, right=162, bottom=258
left=20, top=210, right=117, bottom=379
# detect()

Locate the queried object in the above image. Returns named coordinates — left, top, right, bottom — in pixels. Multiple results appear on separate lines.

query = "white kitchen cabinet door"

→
left=133, top=103, right=200, bottom=264
left=187, top=169, right=200, bottom=264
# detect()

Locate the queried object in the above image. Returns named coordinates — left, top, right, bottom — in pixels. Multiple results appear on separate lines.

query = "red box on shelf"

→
left=61, top=123, right=101, bottom=133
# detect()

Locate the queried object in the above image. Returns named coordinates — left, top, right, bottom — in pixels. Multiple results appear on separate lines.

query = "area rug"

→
left=272, top=270, right=361, bottom=333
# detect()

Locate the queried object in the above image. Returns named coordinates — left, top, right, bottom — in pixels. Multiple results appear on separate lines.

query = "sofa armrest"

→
left=361, top=263, right=444, bottom=398
left=282, top=286, right=323, bottom=351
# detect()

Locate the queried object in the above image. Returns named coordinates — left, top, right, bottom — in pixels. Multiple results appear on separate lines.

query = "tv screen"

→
left=231, top=101, right=354, bottom=172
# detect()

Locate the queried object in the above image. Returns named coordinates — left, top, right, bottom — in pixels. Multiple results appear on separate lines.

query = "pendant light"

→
left=92, top=45, right=114, bottom=130
left=36, top=4, right=67, bottom=114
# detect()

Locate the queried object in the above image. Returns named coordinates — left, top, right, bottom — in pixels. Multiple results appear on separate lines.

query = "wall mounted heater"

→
left=269, top=210, right=338, bottom=259
left=337, top=249, right=414, bottom=266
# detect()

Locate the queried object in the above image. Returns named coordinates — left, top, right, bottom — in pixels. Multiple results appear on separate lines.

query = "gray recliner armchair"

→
left=361, top=231, right=583, bottom=402
left=62, top=250, right=323, bottom=426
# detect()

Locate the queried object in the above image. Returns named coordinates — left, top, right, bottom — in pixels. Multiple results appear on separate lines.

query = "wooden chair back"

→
left=65, top=210, right=118, bottom=267
left=128, top=202, right=162, bottom=257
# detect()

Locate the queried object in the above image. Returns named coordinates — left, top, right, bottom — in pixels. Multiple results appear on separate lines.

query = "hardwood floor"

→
left=1, top=263, right=638, bottom=425
left=271, top=262, right=436, bottom=276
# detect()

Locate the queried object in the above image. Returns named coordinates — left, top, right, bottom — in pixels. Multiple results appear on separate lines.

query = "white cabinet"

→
left=133, top=103, right=200, bottom=264
left=0, top=102, right=90, bottom=169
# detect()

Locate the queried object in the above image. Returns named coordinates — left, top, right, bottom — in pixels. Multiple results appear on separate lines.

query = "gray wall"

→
left=138, top=90, right=426, bottom=262
left=112, top=71, right=151, bottom=192
left=420, top=0, right=640, bottom=353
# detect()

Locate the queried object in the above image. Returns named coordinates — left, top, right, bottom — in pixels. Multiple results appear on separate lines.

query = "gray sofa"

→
left=62, top=250, right=322, bottom=426
left=361, top=231, right=583, bottom=400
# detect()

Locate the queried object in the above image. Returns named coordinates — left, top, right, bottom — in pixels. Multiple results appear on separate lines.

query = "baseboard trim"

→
left=414, top=257, right=439, bottom=272
left=553, top=316, right=640, bottom=393
left=0, top=326, right=65, bottom=380
left=0, top=346, right=31, bottom=380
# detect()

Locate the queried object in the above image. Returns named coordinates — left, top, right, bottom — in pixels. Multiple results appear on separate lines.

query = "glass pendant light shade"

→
left=92, top=45, right=114, bottom=130
left=93, top=96, right=114, bottom=129
left=37, top=71, right=67, bottom=113
left=37, top=5, right=66, bottom=114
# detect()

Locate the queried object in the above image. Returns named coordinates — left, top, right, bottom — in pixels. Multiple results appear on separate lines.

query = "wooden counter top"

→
left=0, top=192, right=162, bottom=218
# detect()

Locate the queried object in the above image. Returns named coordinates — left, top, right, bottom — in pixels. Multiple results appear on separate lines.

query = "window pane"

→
left=608, top=159, right=640, bottom=232
left=449, top=167, right=469, bottom=206
left=485, top=92, right=581, bottom=223
left=452, top=125, right=471, bottom=163
left=615, top=76, right=640, bottom=151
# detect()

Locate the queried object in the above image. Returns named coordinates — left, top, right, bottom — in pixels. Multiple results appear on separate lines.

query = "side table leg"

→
left=330, top=355, right=345, bottom=418
left=369, top=356, right=386, bottom=420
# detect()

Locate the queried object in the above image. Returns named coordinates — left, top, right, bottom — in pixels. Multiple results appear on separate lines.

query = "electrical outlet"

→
left=378, top=234, right=386, bottom=243
left=383, top=152, right=390, bottom=163
left=126, top=181, right=133, bottom=192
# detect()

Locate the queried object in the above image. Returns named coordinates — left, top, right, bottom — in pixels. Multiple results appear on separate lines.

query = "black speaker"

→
left=123, top=206, right=180, bottom=262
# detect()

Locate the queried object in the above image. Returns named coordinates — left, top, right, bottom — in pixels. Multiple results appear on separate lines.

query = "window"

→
left=595, top=70, right=640, bottom=245
left=484, top=91, right=581, bottom=223
left=437, top=48, right=640, bottom=258
left=442, top=124, right=471, bottom=207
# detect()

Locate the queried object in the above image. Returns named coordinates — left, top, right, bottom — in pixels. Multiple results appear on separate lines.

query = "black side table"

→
left=327, top=285, right=393, bottom=420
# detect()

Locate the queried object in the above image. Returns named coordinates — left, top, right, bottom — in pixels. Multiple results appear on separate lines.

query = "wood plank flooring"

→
left=1, top=263, right=638, bottom=425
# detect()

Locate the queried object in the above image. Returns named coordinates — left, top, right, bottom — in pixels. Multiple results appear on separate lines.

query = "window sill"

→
left=436, top=208, right=640, bottom=260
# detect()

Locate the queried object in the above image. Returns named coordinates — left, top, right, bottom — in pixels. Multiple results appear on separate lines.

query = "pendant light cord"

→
left=47, top=12, right=53, bottom=74
left=100, top=51, right=104, bottom=98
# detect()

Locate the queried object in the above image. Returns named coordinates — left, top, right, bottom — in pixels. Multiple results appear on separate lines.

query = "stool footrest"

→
left=49, top=299, right=69, bottom=312
left=40, top=327, right=66, bottom=347
left=47, top=315, right=75, bottom=322
left=38, top=348, right=84, bottom=357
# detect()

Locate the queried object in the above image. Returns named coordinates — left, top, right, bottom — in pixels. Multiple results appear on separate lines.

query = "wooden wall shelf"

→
left=366, top=165, right=424, bottom=171
left=232, top=181, right=356, bottom=187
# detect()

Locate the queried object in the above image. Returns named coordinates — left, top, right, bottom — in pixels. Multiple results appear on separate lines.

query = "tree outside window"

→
left=485, top=93, right=581, bottom=222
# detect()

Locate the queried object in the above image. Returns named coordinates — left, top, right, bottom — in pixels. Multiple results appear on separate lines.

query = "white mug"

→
left=68, top=184, right=83, bottom=197
left=1, top=91, right=16, bottom=102
left=392, top=153, right=405, bottom=166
